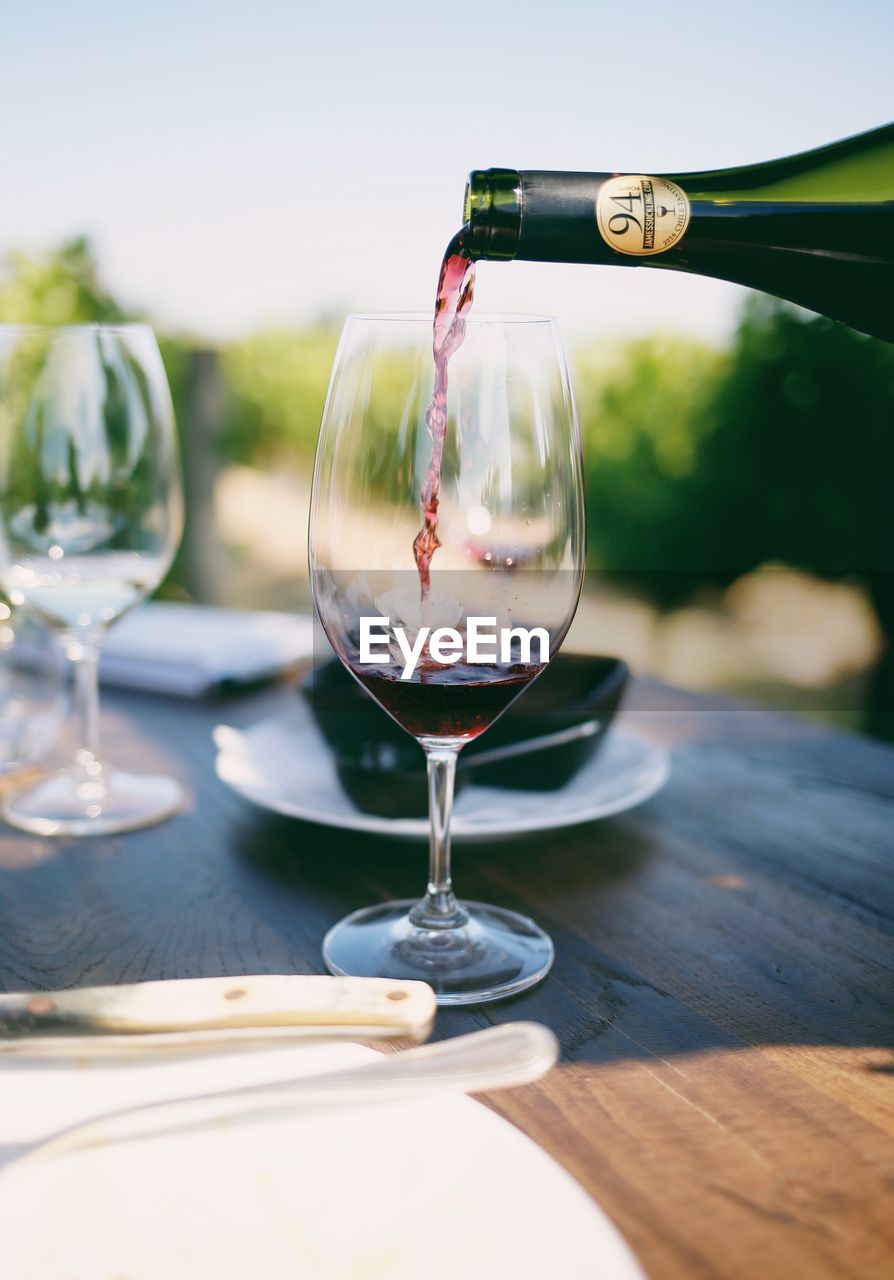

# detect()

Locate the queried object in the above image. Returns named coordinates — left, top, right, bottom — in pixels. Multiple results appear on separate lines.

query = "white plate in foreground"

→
left=214, top=704, right=669, bottom=841
left=0, top=1040, right=645, bottom=1280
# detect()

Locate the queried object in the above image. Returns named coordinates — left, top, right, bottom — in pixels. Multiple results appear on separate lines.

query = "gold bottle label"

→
left=596, top=175, right=690, bottom=256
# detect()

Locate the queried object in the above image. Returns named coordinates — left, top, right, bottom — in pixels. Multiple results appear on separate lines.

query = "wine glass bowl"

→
left=0, top=324, right=184, bottom=835
left=309, top=314, right=585, bottom=1004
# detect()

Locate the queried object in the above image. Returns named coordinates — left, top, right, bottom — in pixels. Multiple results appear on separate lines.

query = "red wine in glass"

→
left=351, top=657, right=543, bottom=741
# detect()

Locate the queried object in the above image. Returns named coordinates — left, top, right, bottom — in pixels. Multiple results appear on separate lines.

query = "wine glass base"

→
left=322, top=899, right=554, bottom=1006
left=2, top=767, right=184, bottom=837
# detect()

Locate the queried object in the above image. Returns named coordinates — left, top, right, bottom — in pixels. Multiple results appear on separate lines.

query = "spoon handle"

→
left=11, top=1022, right=559, bottom=1172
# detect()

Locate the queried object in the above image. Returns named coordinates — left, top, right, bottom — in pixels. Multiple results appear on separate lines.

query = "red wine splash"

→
left=413, top=230, right=475, bottom=599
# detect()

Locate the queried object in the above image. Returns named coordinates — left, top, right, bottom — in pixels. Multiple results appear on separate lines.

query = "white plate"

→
left=0, top=1040, right=646, bottom=1280
left=213, top=704, right=669, bottom=841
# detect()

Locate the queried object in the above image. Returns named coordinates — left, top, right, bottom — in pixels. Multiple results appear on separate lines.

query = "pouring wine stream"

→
left=413, top=230, right=476, bottom=603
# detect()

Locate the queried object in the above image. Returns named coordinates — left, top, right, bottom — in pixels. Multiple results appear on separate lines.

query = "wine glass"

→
left=0, top=324, right=184, bottom=836
left=309, top=313, right=585, bottom=1004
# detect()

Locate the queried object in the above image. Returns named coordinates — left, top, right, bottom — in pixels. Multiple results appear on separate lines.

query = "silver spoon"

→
left=464, top=719, right=600, bottom=770
left=1, top=1021, right=558, bottom=1177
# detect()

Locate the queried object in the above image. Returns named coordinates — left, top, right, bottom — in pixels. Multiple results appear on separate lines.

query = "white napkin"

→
left=100, top=603, right=315, bottom=697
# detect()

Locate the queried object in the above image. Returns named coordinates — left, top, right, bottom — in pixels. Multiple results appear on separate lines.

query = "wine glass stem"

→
left=410, top=745, right=468, bottom=929
left=64, top=639, right=103, bottom=775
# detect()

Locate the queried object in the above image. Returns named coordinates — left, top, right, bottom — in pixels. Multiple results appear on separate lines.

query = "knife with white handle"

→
left=0, top=976, right=436, bottom=1045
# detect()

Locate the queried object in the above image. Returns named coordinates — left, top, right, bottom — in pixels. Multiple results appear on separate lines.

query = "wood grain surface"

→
left=0, top=675, right=891, bottom=1279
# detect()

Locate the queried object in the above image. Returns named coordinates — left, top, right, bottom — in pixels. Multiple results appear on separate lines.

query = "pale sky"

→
left=1, top=0, right=891, bottom=344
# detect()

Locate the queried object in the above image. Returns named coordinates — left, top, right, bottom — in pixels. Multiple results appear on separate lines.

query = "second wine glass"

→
left=309, top=313, right=585, bottom=1004
left=0, top=324, right=184, bottom=836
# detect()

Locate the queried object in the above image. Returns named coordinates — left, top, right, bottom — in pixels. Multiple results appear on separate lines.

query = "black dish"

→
left=300, top=653, right=628, bottom=819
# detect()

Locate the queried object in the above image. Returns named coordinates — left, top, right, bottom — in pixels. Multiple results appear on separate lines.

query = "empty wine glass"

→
left=0, top=324, right=184, bottom=835
left=309, top=314, right=585, bottom=1003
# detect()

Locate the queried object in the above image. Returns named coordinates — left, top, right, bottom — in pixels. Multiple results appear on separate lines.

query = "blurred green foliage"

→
left=576, top=299, right=894, bottom=594
left=2, top=239, right=892, bottom=733
left=0, top=237, right=125, bottom=325
left=574, top=299, right=894, bottom=735
left=220, top=328, right=338, bottom=463
left=575, top=336, right=726, bottom=594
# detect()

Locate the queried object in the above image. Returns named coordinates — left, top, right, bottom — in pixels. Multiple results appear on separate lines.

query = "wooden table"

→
left=0, top=676, right=891, bottom=1279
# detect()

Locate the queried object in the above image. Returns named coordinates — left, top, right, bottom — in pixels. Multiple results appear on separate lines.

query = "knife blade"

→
left=0, top=975, right=436, bottom=1042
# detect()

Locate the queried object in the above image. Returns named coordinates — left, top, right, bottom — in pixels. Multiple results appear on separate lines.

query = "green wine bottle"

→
left=463, top=123, right=894, bottom=342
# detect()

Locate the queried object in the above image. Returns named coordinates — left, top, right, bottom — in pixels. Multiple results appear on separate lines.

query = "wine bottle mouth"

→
left=464, top=169, right=522, bottom=259
left=462, top=178, right=473, bottom=226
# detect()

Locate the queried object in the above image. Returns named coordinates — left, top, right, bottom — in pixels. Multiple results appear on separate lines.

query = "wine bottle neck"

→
left=463, top=168, right=522, bottom=259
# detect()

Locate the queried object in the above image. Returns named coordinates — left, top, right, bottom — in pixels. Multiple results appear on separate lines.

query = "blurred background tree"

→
left=221, top=329, right=338, bottom=465
left=577, top=299, right=894, bottom=737
left=576, top=334, right=725, bottom=600
left=0, top=238, right=126, bottom=325
left=2, top=240, right=891, bottom=737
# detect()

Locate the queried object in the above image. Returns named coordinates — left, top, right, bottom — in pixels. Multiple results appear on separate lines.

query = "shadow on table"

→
left=228, top=804, right=894, bottom=1066
left=229, top=803, right=654, bottom=943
